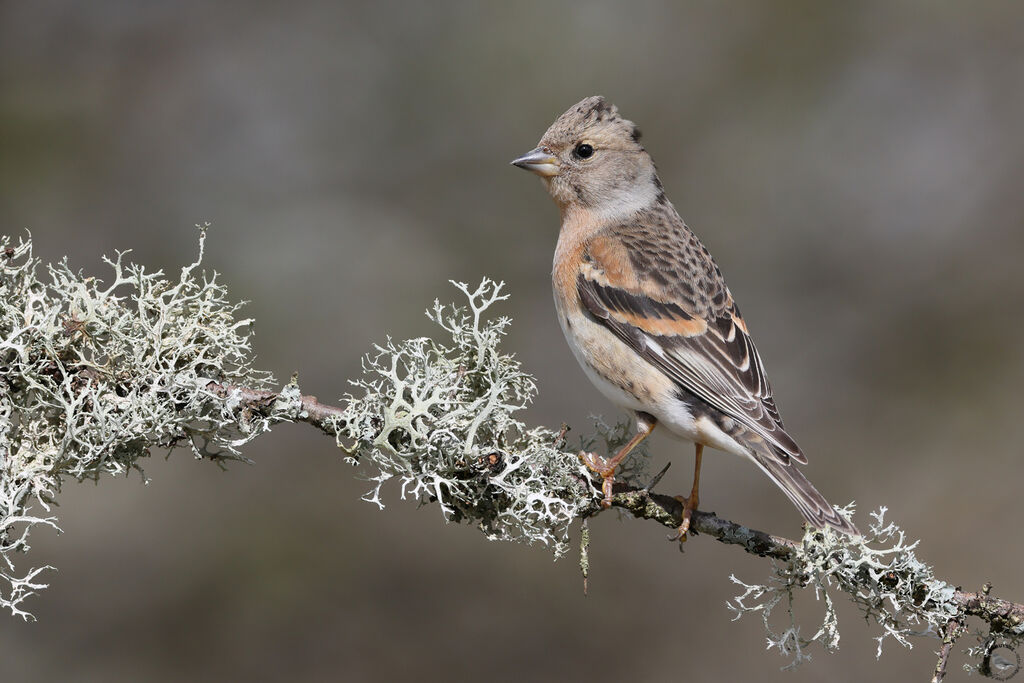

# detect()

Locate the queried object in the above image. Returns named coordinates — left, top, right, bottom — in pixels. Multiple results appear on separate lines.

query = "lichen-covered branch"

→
left=206, top=348, right=1024, bottom=681
left=592, top=484, right=799, bottom=561
left=1, top=226, right=285, bottom=619
left=595, top=484, right=1022, bottom=679
left=601, top=485, right=1024, bottom=633
left=3, top=232, right=1022, bottom=679
left=1, top=234, right=593, bottom=618
left=205, top=381, right=348, bottom=436
left=201, top=297, right=1024, bottom=681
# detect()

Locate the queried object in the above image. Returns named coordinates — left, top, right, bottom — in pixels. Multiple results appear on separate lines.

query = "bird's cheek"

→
left=547, top=176, right=574, bottom=205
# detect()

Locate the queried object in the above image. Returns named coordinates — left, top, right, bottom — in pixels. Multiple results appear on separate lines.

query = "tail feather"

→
left=752, top=454, right=859, bottom=536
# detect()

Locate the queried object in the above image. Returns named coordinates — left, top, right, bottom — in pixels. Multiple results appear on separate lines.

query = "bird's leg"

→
left=580, top=413, right=657, bottom=508
left=671, top=444, right=703, bottom=543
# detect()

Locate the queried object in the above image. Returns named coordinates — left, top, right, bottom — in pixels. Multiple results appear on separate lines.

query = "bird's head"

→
left=512, top=96, right=662, bottom=220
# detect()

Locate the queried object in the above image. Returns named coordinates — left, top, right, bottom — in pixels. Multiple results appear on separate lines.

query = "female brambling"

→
left=512, top=96, right=857, bottom=538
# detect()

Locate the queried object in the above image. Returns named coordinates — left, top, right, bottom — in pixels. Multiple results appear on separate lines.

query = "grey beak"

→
left=510, top=147, right=560, bottom=177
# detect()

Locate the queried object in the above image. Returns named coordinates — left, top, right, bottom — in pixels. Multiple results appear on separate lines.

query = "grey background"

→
left=2, top=2, right=1022, bottom=681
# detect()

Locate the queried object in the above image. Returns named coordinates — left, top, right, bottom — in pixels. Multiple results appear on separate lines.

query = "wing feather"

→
left=577, top=254, right=804, bottom=465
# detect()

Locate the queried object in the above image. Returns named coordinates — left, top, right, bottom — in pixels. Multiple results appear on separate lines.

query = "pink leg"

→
left=580, top=414, right=657, bottom=508
left=671, top=444, right=703, bottom=542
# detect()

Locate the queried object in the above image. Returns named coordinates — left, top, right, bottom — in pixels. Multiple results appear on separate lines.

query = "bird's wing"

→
left=577, top=228, right=804, bottom=464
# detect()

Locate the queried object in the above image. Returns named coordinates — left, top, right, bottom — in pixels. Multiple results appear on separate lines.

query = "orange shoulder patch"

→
left=611, top=308, right=708, bottom=337
left=580, top=235, right=710, bottom=339
left=585, top=234, right=641, bottom=290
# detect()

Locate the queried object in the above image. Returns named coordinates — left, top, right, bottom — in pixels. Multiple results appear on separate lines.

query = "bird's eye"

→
left=574, top=143, right=594, bottom=159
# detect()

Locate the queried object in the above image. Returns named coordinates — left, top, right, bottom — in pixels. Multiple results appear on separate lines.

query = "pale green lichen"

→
left=1, top=235, right=603, bottom=618
left=0, top=227, right=280, bottom=619
left=336, top=279, right=598, bottom=555
left=728, top=506, right=968, bottom=670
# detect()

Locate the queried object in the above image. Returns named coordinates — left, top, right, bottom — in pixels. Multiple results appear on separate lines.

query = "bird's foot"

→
left=668, top=493, right=699, bottom=544
left=579, top=451, right=616, bottom=508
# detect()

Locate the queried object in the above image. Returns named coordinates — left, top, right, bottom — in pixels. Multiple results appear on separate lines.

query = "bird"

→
left=511, top=96, right=857, bottom=538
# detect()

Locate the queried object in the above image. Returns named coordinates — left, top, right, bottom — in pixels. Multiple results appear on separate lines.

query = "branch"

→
left=217, top=380, right=1024, bottom=679
left=594, top=483, right=1024, bottom=635
left=932, top=618, right=963, bottom=683
left=205, top=381, right=347, bottom=435
left=595, top=483, right=1022, bottom=680
left=216, top=381, right=1024, bottom=658
left=592, top=483, right=799, bottom=561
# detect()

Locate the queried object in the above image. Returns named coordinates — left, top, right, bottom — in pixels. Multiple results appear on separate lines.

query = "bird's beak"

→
left=510, top=147, right=560, bottom=177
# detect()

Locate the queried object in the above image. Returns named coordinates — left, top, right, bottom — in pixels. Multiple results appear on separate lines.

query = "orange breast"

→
left=551, top=206, right=597, bottom=313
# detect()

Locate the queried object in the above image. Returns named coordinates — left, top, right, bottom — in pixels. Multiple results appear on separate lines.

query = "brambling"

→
left=512, top=96, right=857, bottom=538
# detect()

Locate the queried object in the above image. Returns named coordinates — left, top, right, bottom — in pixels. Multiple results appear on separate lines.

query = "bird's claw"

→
left=668, top=493, right=698, bottom=543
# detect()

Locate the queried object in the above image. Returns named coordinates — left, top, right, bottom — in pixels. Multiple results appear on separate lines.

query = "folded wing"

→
left=577, top=233, right=804, bottom=465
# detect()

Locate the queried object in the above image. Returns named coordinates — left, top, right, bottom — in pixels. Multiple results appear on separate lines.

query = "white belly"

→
left=554, top=296, right=750, bottom=459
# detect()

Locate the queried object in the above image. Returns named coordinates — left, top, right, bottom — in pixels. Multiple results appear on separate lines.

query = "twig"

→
left=586, top=482, right=799, bottom=561
left=206, top=381, right=347, bottom=435
left=931, top=618, right=964, bottom=683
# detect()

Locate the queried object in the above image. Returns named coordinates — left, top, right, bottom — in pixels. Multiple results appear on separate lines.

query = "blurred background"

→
left=2, top=1, right=1023, bottom=681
